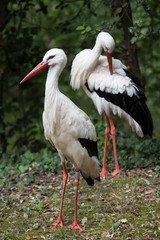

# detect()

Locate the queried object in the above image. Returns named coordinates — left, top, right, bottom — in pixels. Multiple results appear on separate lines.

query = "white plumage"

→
left=42, top=49, right=99, bottom=179
left=71, top=32, right=153, bottom=177
left=85, top=63, right=142, bottom=136
left=71, top=35, right=141, bottom=136
left=20, top=48, right=100, bottom=230
left=43, top=92, right=99, bottom=176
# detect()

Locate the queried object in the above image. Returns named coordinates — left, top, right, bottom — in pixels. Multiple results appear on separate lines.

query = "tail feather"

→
left=78, top=138, right=100, bottom=183
left=80, top=170, right=100, bottom=186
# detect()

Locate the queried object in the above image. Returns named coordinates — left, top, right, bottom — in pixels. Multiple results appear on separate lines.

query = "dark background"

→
left=0, top=0, right=160, bottom=171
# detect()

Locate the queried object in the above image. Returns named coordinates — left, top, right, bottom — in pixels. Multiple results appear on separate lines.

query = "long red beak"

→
left=20, top=61, right=48, bottom=84
left=106, top=52, right=113, bottom=75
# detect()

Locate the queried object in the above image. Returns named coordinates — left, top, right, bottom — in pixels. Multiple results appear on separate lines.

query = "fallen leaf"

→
left=23, top=213, right=28, bottom=219
left=112, top=193, right=122, bottom=199
left=101, top=231, right=111, bottom=238
left=124, top=189, right=131, bottom=193
left=143, top=179, right=150, bottom=185
left=134, top=150, right=140, bottom=156
left=82, top=216, right=87, bottom=226
left=145, top=190, right=154, bottom=195
left=25, top=237, right=31, bottom=240
left=41, top=235, right=46, bottom=239
left=120, top=218, right=128, bottom=223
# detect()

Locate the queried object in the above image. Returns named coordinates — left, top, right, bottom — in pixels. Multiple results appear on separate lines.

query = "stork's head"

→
left=20, top=48, right=67, bottom=84
left=43, top=48, right=67, bottom=69
left=97, top=32, right=115, bottom=53
left=96, top=32, right=115, bottom=75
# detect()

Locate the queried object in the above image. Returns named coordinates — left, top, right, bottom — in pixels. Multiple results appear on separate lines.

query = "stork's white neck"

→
left=92, top=38, right=103, bottom=57
left=44, top=65, right=62, bottom=110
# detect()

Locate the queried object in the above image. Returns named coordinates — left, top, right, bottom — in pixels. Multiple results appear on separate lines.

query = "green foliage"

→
left=117, top=135, right=160, bottom=169
left=0, top=148, right=61, bottom=186
left=0, top=113, right=160, bottom=188
left=0, top=0, right=160, bottom=174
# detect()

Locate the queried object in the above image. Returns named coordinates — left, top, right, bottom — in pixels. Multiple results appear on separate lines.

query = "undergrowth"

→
left=0, top=127, right=160, bottom=187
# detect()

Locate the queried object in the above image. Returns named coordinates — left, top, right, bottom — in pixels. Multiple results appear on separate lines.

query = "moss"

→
left=0, top=170, right=160, bottom=239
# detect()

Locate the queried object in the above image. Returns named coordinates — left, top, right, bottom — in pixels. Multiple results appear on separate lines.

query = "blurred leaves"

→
left=0, top=0, right=160, bottom=171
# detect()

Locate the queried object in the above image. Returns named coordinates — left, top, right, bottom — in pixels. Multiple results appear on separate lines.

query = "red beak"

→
left=106, top=52, right=113, bottom=75
left=20, top=61, right=48, bottom=84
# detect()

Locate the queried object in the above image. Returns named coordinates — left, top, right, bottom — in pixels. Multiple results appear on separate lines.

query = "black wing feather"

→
left=78, top=138, right=98, bottom=158
left=80, top=171, right=100, bottom=186
left=85, top=82, right=153, bottom=137
left=124, top=69, right=144, bottom=88
left=78, top=138, right=100, bottom=186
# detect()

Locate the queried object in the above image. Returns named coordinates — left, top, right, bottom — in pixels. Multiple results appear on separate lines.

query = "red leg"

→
left=51, top=161, right=68, bottom=229
left=100, top=112, right=110, bottom=176
left=109, top=115, right=120, bottom=177
left=68, top=166, right=83, bottom=231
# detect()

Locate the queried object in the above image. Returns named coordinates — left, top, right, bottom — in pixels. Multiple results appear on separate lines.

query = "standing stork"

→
left=20, top=48, right=100, bottom=231
left=71, top=32, right=153, bottom=177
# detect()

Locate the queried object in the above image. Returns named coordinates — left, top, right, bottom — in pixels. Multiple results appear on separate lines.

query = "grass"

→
left=0, top=168, right=160, bottom=240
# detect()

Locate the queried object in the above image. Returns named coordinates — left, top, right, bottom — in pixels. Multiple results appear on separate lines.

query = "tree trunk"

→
left=0, top=0, right=9, bottom=156
left=0, top=70, right=7, bottom=156
left=111, top=0, right=143, bottom=84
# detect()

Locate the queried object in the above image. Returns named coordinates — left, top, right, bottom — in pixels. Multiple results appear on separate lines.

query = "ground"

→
left=0, top=168, right=160, bottom=240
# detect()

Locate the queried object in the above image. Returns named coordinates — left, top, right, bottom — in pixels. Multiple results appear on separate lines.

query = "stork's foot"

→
left=51, top=217, right=63, bottom=229
left=111, top=169, right=120, bottom=178
left=100, top=168, right=110, bottom=177
left=68, top=221, right=83, bottom=231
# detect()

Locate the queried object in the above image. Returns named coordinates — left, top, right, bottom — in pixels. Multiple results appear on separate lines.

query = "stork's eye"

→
left=48, top=55, right=55, bottom=60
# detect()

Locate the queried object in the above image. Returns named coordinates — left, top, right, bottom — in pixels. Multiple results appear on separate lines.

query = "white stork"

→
left=20, top=48, right=100, bottom=231
left=71, top=32, right=153, bottom=177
